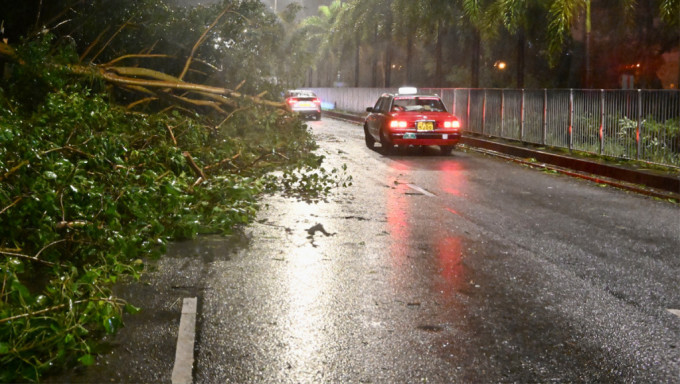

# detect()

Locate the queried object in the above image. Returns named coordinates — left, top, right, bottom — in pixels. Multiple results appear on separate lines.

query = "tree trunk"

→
left=384, top=9, right=393, bottom=88
left=517, top=27, right=525, bottom=88
left=584, top=0, right=592, bottom=88
left=372, top=24, right=378, bottom=87
left=434, top=23, right=443, bottom=86
left=471, top=28, right=480, bottom=88
left=406, top=33, right=413, bottom=84
left=354, top=33, right=360, bottom=87
left=385, top=45, right=392, bottom=87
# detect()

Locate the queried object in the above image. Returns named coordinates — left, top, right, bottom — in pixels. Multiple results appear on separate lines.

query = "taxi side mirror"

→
left=366, top=107, right=373, bottom=113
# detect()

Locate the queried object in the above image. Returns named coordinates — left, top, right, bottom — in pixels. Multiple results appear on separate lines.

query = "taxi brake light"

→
left=286, top=98, right=298, bottom=105
left=390, top=120, right=408, bottom=128
left=444, top=121, right=461, bottom=128
left=313, top=98, right=321, bottom=104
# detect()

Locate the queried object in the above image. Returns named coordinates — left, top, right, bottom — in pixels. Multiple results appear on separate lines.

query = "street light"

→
left=494, top=60, right=507, bottom=70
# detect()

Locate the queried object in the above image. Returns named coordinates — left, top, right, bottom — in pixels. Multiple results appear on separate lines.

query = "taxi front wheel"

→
left=380, top=129, right=394, bottom=154
left=364, top=125, right=375, bottom=149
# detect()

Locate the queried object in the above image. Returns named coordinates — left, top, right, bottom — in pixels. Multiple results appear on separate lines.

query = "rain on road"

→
left=51, top=117, right=680, bottom=383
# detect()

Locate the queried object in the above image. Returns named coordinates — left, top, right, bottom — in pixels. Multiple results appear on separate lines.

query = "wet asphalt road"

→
left=50, top=118, right=680, bottom=383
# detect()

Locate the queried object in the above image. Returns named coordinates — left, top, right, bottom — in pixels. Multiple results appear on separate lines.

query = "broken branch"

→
left=165, top=123, right=177, bottom=146
left=90, top=17, right=133, bottom=62
left=183, top=151, right=207, bottom=180
left=0, top=196, right=22, bottom=216
left=179, top=5, right=232, bottom=81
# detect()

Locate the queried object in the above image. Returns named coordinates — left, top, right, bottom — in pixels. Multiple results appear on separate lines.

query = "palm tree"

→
left=354, top=0, right=397, bottom=87
left=300, top=0, right=346, bottom=86
left=660, top=0, right=680, bottom=87
left=462, top=0, right=494, bottom=88
left=547, top=0, right=638, bottom=88
left=333, top=0, right=372, bottom=87
left=423, top=0, right=461, bottom=86
left=341, top=0, right=389, bottom=86
left=487, top=0, right=548, bottom=88
left=393, top=0, right=424, bottom=84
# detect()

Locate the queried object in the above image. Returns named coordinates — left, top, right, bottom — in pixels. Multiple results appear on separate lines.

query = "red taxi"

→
left=285, top=90, right=322, bottom=120
left=364, top=87, right=461, bottom=154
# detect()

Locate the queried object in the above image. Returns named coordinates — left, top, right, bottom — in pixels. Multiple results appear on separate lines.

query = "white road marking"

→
left=668, top=309, right=680, bottom=319
left=406, top=183, right=435, bottom=197
left=171, top=297, right=198, bottom=384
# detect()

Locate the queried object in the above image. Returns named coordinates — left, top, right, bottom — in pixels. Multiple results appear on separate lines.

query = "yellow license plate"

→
left=417, top=121, right=434, bottom=131
left=299, top=102, right=313, bottom=107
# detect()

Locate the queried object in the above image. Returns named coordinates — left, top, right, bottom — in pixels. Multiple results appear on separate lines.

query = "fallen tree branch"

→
left=0, top=250, right=59, bottom=267
left=0, top=196, right=22, bottom=216
left=204, top=152, right=241, bottom=171
left=0, top=297, right=125, bottom=324
left=183, top=151, right=207, bottom=180
left=80, top=26, right=110, bottom=63
left=234, top=79, right=246, bottom=92
left=179, top=5, right=232, bottom=81
left=126, top=96, right=157, bottom=110
left=42, top=145, right=94, bottom=158
left=191, top=177, right=204, bottom=188
left=164, top=123, right=177, bottom=146
left=104, top=53, right=174, bottom=67
left=90, top=17, right=133, bottom=62
left=0, top=41, right=286, bottom=115
left=215, top=106, right=252, bottom=129
left=0, top=160, right=29, bottom=182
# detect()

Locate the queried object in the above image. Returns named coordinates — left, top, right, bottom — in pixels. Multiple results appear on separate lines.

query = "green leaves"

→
left=0, top=35, right=342, bottom=381
left=77, top=354, right=95, bottom=366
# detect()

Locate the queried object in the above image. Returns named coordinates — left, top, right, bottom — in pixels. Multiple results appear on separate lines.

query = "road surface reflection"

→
left=386, top=158, right=469, bottom=296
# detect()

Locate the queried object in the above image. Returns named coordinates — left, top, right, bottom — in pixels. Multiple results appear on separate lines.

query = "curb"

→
left=322, top=110, right=680, bottom=202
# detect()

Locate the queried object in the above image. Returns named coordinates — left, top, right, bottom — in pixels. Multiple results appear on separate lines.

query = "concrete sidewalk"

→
left=322, top=110, right=680, bottom=202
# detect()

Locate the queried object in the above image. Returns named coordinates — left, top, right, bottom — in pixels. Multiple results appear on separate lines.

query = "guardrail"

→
left=309, top=87, right=680, bottom=168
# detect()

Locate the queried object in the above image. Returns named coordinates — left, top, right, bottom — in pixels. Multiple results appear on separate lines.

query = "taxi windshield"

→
left=392, top=97, right=447, bottom=112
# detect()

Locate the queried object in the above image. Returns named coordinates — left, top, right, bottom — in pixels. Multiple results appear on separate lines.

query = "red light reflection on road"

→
left=446, top=207, right=459, bottom=216
left=437, top=160, right=466, bottom=197
left=386, top=173, right=412, bottom=269
left=435, top=236, right=465, bottom=296
left=436, top=160, right=467, bottom=294
left=384, top=159, right=467, bottom=294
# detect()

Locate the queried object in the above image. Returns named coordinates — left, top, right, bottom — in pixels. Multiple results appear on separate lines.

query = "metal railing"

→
left=309, top=87, right=680, bottom=168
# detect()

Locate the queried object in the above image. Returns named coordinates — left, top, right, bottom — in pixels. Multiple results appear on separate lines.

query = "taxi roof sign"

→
left=398, top=86, right=418, bottom=95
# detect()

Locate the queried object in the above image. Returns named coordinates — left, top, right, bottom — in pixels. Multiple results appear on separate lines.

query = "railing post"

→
left=467, top=89, right=471, bottom=133
left=520, top=89, right=525, bottom=142
left=568, top=89, right=574, bottom=152
left=542, top=89, right=547, bottom=145
left=500, top=90, right=505, bottom=138
left=452, top=89, right=456, bottom=116
left=636, top=89, right=642, bottom=161
left=482, top=89, right=487, bottom=136
left=599, top=90, right=605, bottom=155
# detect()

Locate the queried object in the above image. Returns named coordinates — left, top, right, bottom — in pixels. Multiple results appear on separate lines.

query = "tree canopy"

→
left=296, top=0, right=680, bottom=89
